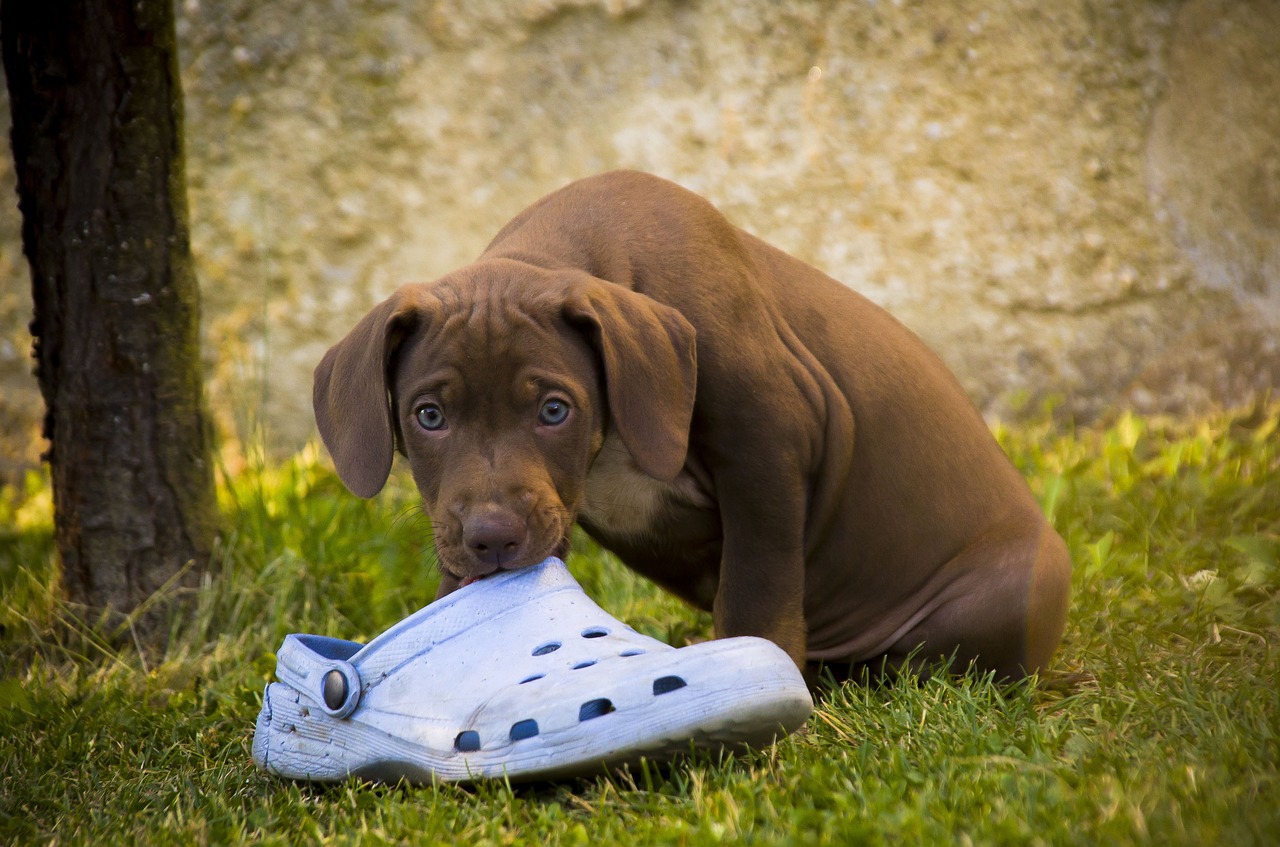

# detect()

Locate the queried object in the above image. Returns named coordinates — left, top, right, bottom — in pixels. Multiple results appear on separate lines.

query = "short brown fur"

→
left=314, top=171, right=1071, bottom=680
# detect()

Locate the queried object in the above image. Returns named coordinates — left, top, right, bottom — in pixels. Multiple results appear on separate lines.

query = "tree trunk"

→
left=2, top=0, right=217, bottom=640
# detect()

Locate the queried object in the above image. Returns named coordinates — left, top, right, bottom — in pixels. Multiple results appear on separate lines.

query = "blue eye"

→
left=538, top=398, right=570, bottom=426
left=415, top=404, right=446, bottom=431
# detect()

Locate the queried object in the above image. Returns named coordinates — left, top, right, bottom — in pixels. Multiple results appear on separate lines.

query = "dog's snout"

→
left=464, top=510, right=527, bottom=567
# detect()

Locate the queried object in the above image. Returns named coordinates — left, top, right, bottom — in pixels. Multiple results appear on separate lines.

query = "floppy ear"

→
left=564, top=277, right=697, bottom=482
left=313, top=286, right=433, bottom=498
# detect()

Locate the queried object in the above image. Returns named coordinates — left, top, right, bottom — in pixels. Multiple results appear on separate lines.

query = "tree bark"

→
left=2, top=0, right=217, bottom=639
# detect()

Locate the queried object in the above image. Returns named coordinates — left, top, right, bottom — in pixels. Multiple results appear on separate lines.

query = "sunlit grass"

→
left=1, top=403, right=1276, bottom=844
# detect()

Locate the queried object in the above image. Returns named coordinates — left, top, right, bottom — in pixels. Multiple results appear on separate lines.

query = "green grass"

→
left=1, top=405, right=1277, bottom=845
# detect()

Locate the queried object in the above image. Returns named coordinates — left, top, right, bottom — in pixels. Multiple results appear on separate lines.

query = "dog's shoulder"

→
left=581, top=430, right=713, bottom=541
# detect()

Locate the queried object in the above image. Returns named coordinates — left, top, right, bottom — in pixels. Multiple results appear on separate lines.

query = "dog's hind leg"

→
left=881, top=517, right=1072, bottom=681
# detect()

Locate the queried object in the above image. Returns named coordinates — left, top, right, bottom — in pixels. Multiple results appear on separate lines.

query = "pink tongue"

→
left=460, top=573, right=488, bottom=588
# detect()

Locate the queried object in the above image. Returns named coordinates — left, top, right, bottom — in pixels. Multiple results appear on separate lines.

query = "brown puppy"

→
left=314, top=170, right=1071, bottom=681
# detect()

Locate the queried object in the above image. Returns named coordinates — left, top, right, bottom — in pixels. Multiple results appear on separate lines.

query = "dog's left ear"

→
left=563, top=277, right=696, bottom=482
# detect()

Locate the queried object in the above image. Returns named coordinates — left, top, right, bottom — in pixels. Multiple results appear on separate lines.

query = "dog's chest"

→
left=580, top=432, right=712, bottom=540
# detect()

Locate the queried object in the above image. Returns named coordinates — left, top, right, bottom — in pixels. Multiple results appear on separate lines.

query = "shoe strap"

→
left=276, top=634, right=363, bottom=719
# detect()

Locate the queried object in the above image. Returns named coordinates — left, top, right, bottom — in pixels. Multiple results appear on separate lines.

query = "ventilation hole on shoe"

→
left=581, top=627, right=609, bottom=638
left=578, top=698, right=615, bottom=722
left=619, top=649, right=645, bottom=657
left=573, top=660, right=596, bottom=670
left=519, top=674, right=545, bottom=684
left=455, top=730, right=481, bottom=752
left=510, top=719, right=539, bottom=741
left=532, top=642, right=561, bottom=656
left=653, top=675, right=687, bottom=695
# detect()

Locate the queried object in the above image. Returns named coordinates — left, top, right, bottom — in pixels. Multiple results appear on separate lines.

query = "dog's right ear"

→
left=313, top=286, right=434, bottom=498
left=562, top=276, right=697, bottom=483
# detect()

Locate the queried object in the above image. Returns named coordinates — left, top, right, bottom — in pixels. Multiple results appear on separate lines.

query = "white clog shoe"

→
left=251, top=557, right=812, bottom=784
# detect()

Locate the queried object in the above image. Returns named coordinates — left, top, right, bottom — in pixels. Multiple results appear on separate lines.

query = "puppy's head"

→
left=313, top=261, right=696, bottom=591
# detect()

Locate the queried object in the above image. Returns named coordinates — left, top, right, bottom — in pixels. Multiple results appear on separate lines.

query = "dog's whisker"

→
left=382, top=505, right=436, bottom=551
left=388, top=504, right=423, bottom=529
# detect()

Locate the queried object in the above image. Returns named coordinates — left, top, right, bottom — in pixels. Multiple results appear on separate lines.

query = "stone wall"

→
left=2, top=0, right=1277, bottom=480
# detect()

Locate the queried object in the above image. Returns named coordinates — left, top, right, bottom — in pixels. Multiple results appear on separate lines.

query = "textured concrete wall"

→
left=2, top=0, right=1277, bottom=479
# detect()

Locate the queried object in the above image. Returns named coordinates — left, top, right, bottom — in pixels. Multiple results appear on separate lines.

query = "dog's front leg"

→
left=711, top=468, right=809, bottom=668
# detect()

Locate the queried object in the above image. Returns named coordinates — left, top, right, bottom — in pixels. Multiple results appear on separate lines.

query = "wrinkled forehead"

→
left=394, top=269, right=594, bottom=387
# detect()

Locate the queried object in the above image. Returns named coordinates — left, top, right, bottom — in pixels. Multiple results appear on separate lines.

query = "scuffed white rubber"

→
left=251, top=557, right=812, bottom=784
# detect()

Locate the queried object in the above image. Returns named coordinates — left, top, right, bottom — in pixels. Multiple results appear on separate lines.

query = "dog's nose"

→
left=464, top=511, right=526, bottom=567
